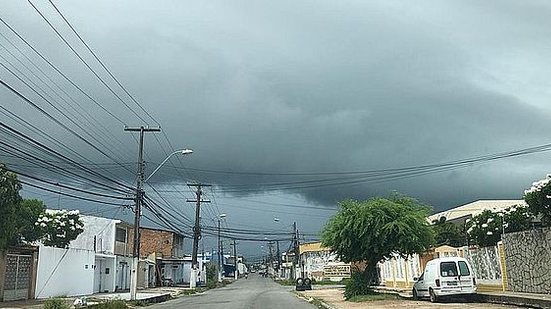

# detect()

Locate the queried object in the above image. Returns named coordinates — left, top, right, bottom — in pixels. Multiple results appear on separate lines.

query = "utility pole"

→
left=125, top=125, right=160, bottom=301
left=187, top=183, right=210, bottom=288
left=276, top=240, right=281, bottom=279
left=293, top=222, right=300, bottom=279
left=233, top=241, right=238, bottom=280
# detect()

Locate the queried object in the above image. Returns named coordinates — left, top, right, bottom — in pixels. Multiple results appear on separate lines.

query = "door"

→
left=117, top=262, right=128, bottom=291
left=3, top=254, right=33, bottom=301
left=457, top=260, right=474, bottom=292
left=439, top=261, right=461, bottom=292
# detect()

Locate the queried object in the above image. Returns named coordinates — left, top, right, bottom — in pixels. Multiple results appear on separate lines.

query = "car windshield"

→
left=458, top=261, right=470, bottom=276
left=440, top=261, right=458, bottom=277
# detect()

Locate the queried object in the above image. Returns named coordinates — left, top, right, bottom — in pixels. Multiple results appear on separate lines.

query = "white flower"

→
left=40, top=222, right=47, bottom=227
left=487, top=218, right=494, bottom=223
left=34, top=222, right=39, bottom=226
left=482, top=223, right=488, bottom=228
left=486, top=231, right=493, bottom=235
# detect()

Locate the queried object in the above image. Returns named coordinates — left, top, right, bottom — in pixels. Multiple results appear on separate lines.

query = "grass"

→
left=347, top=292, right=400, bottom=302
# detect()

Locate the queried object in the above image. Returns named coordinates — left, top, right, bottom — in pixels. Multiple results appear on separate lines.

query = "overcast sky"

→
left=2, top=0, right=551, bottom=254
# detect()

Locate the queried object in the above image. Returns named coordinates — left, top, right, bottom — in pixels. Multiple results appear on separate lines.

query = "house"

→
left=428, top=200, right=525, bottom=225
left=115, top=223, right=185, bottom=289
left=34, top=215, right=120, bottom=298
left=33, top=214, right=187, bottom=298
left=379, top=200, right=521, bottom=290
left=299, top=242, right=350, bottom=282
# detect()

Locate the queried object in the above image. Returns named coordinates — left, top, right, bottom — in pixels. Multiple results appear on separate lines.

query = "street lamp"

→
left=129, top=148, right=193, bottom=300
left=144, top=149, right=193, bottom=183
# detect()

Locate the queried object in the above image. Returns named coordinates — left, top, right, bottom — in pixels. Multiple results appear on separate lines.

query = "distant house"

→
left=428, top=200, right=526, bottom=225
left=299, top=242, right=350, bottom=282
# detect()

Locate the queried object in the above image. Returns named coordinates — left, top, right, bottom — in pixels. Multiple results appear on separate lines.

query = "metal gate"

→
left=4, top=254, right=32, bottom=301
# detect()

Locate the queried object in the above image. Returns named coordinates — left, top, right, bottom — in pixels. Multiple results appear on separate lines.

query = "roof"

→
left=428, top=200, right=526, bottom=223
left=299, top=241, right=332, bottom=254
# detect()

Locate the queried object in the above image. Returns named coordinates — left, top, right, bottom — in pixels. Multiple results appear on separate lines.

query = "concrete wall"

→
left=503, top=228, right=551, bottom=293
left=73, top=216, right=119, bottom=254
left=35, top=245, right=95, bottom=298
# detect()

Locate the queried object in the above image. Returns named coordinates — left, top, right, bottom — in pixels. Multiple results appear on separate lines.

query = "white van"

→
left=412, top=257, right=477, bottom=302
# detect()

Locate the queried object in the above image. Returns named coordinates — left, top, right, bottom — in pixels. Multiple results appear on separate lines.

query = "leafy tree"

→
left=35, top=210, right=84, bottom=248
left=0, top=164, right=22, bottom=250
left=321, top=194, right=435, bottom=296
left=1, top=163, right=84, bottom=249
left=466, top=205, right=533, bottom=247
left=524, top=174, right=551, bottom=226
left=432, top=218, right=467, bottom=247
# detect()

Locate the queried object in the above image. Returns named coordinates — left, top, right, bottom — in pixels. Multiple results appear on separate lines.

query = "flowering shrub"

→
left=524, top=174, right=551, bottom=226
left=34, top=209, right=84, bottom=248
left=466, top=204, right=533, bottom=247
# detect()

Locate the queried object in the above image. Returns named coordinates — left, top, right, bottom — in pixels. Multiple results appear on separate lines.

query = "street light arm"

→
left=144, top=149, right=193, bottom=183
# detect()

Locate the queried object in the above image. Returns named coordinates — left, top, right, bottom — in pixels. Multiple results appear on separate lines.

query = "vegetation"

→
left=524, top=174, right=551, bottom=226
left=347, top=293, right=399, bottom=302
left=321, top=194, right=434, bottom=298
left=0, top=164, right=84, bottom=250
left=43, top=298, right=71, bottom=309
left=432, top=217, right=467, bottom=247
left=206, top=263, right=218, bottom=289
left=466, top=205, right=533, bottom=247
left=94, top=299, right=128, bottom=309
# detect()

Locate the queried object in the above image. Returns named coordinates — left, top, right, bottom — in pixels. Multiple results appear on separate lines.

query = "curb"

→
left=478, top=293, right=551, bottom=309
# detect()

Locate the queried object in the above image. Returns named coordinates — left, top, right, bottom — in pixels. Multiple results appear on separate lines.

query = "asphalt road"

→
left=149, top=274, right=315, bottom=309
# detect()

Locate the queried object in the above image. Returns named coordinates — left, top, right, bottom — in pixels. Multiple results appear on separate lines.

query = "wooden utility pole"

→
left=187, top=183, right=210, bottom=288
left=124, top=125, right=160, bottom=300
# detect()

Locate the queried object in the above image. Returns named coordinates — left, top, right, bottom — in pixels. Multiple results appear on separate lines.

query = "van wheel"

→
left=412, top=288, right=419, bottom=300
left=429, top=288, right=438, bottom=303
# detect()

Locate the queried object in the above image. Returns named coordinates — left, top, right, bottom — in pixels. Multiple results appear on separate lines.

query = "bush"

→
left=343, top=272, right=373, bottom=300
left=206, top=264, right=218, bottom=289
left=44, top=298, right=70, bottom=309
left=95, top=299, right=127, bottom=309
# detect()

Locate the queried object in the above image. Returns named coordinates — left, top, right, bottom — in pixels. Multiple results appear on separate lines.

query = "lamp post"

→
left=129, top=148, right=192, bottom=300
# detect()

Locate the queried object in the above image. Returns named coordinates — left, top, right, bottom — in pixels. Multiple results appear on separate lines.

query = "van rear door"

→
left=457, top=260, right=474, bottom=292
left=439, top=261, right=461, bottom=291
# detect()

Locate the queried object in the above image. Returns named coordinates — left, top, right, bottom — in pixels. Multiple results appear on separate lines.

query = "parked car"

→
left=412, top=257, right=476, bottom=302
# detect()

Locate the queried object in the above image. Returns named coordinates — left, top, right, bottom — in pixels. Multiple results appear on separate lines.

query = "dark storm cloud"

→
left=3, top=0, right=551, bottom=214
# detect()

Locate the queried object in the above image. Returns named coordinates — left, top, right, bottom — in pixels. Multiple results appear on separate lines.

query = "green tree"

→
left=432, top=218, right=467, bottom=247
left=524, top=175, right=551, bottom=226
left=0, top=164, right=23, bottom=250
left=1, top=164, right=84, bottom=249
left=466, top=205, right=533, bottom=247
left=321, top=194, right=435, bottom=296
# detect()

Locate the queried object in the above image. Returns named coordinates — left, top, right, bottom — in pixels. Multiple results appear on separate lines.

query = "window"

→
left=115, top=227, right=126, bottom=242
left=458, top=261, right=470, bottom=276
left=440, top=262, right=458, bottom=277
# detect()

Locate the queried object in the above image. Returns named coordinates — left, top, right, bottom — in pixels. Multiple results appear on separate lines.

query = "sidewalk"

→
left=298, top=287, right=551, bottom=309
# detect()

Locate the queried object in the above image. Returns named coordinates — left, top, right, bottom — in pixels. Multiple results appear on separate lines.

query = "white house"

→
left=35, top=215, right=121, bottom=298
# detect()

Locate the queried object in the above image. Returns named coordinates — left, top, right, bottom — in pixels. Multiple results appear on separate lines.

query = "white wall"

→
left=36, top=245, right=95, bottom=298
left=71, top=216, right=120, bottom=254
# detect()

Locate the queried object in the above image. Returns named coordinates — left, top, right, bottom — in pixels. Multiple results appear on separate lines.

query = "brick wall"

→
left=125, top=226, right=176, bottom=258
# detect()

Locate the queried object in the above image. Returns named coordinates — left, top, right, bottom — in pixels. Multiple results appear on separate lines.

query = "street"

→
left=148, top=275, right=314, bottom=309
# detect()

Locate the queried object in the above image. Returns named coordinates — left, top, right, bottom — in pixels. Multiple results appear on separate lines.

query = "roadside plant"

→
left=44, top=298, right=71, bottom=309
left=35, top=209, right=84, bottom=248
left=524, top=174, right=551, bottom=226
left=466, top=205, right=533, bottom=247
left=321, top=193, right=434, bottom=297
